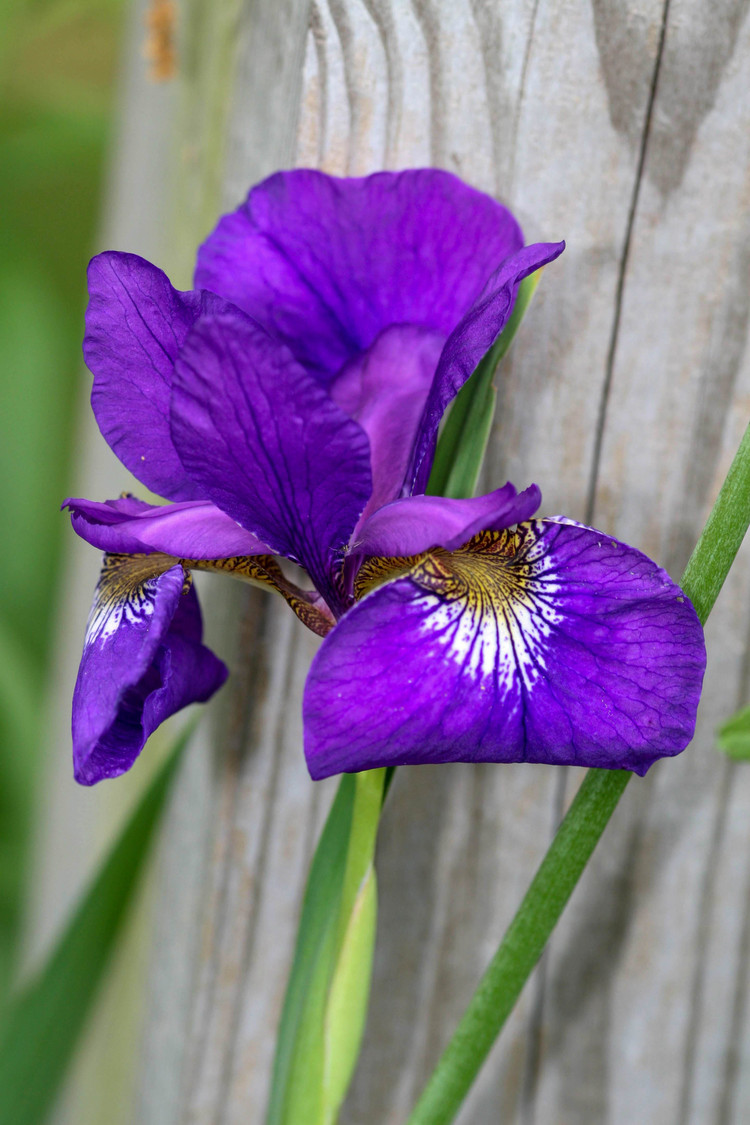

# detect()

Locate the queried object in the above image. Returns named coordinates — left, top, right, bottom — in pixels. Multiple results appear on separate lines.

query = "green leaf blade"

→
left=323, top=865, right=378, bottom=1124
left=427, top=270, right=542, bottom=500
left=268, top=770, right=385, bottom=1125
left=266, top=775, right=356, bottom=1125
left=0, top=729, right=189, bottom=1125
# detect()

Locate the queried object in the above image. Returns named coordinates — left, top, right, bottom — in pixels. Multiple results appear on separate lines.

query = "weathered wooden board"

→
left=31, top=0, right=750, bottom=1122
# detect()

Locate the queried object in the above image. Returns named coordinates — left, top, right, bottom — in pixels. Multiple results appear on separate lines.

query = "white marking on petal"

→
left=86, top=575, right=161, bottom=645
left=84, top=553, right=180, bottom=647
left=411, top=525, right=565, bottom=693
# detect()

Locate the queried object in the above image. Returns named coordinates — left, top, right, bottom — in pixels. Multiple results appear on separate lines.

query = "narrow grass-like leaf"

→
left=0, top=726, right=190, bottom=1125
left=406, top=419, right=750, bottom=1125
left=718, top=704, right=750, bottom=760
left=0, top=0, right=127, bottom=1018
left=267, top=776, right=355, bottom=1125
left=267, top=769, right=385, bottom=1125
left=0, top=620, right=41, bottom=1010
left=323, top=865, right=377, bottom=1122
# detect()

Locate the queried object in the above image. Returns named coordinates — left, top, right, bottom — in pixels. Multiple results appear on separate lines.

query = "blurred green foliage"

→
left=717, top=703, right=750, bottom=760
left=0, top=0, right=125, bottom=1007
left=0, top=727, right=189, bottom=1125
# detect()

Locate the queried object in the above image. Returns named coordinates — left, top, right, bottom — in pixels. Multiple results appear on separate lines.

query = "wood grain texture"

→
left=32, top=0, right=750, bottom=1121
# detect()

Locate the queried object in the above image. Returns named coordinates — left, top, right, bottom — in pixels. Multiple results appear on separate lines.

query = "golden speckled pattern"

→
left=356, top=527, right=535, bottom=603
left=88, top=551, right=335, bottom=644
left=355, top=524, right=563, bottom=690
left=185, top=555, right=334, bottom=637
left=411, top=528, right=534, bottom=602
left=354, top=553, right=427, bottom=599
left=410, top=524, right=563, bottom=688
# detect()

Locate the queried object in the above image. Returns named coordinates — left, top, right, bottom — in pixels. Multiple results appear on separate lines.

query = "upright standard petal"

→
left=65, top=495, right=272, bottom=558
left=194, top=169, right=524, bottom=380
left=304, top=519, right=706, bottom=779
left=85, top=252, right=234, bottom=500
left=330, top=325, right=446, bottom=523
left=171, top=314, right=372, bottom=611
left=408, top=240, right=565, bottom=493
left=73, top=556, right=227, bottom=785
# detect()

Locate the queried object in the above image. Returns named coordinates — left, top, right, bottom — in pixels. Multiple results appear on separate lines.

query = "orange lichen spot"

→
left=143, top=0, right=177, bottom=82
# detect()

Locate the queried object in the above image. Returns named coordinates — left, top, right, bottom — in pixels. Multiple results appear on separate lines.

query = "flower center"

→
left=354, top=525, right=564, bottom=689
left=410, top=530, right=527, bottom=603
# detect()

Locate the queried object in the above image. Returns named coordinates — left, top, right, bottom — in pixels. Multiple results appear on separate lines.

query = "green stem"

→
left=408, top=771, right=630, bottom=1125
left=680, top=420, right=750, bottom=624
left=406, top=419, right=750, bottom=1125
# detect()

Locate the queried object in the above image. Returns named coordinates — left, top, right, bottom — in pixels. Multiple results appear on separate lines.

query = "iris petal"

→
left=194, top=169, right=525, bottom=381
left=350, top=483, right=541, bottom=560
left=85, top=252, right=235, bottom=500
left=330, top=325, right=445, bottom=523
left=408, top=240, right=565, bottom=493
left=303, top=519, right=706, bottom=779
left=72, top=556, right=226, bottom=785
left=65, top=495, right=273, bottom=558
left=171, top=313, right=372, bottom=613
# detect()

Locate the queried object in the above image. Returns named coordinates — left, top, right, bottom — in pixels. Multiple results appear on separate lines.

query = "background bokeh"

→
left=0, top=0, right=126, bottom=1010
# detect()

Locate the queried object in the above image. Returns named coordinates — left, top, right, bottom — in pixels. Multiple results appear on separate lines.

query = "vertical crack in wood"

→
left=676, top=756, right=734, bottom=1125
left=665, top=224, right=750, bottom=578
left=398, top=772, right=465, bottom=1110
left=310, top=2, right=330, bottom=168
left=327, top=0, right=359, bottom=173
left=410, top=0, right=441, bottom=165
left=507, top=0, right=541, bottom=198
left=519, top=4, right=673, bottom=1115
left=361, top=0, right=402, bottom=164
left=718, top=777, right=750, bottom=1125
left=467, top=0, right=505, bottom=194
left=178, top=719, right=251, bottom=1119
left=584, top=0, right=673, bottom=526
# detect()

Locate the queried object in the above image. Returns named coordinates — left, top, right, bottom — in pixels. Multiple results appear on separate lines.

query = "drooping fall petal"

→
left=304, top=519, right=706, bottom=779
left=73, top=557, right=226, bottom=785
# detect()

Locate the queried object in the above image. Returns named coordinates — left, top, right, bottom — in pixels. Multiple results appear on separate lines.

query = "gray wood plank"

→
left=532, top=4, right=750, bottom=1121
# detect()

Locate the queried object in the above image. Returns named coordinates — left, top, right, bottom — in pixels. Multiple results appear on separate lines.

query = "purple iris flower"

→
left=65, top=168, right=705, bottom=786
